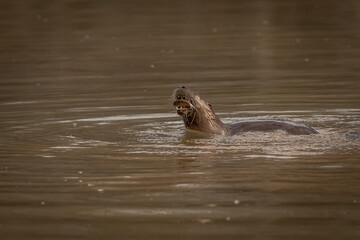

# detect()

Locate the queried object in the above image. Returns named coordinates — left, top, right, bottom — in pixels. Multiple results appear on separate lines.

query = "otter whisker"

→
left=189, top=110, right=196, bottom=126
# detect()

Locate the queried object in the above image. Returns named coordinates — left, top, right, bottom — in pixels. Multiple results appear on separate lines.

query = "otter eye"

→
left=208, top=104, right=212, bottom=107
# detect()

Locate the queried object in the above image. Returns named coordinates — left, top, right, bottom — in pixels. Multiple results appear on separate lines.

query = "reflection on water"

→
left=1, top=0, right=360, bottom=239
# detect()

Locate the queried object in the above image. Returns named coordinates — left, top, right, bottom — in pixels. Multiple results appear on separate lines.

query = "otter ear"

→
left=208, top=103, right=216, bottom=112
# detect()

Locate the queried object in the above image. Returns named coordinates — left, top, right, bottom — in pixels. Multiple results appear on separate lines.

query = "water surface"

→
left=1, top=0, right=360, bottom=239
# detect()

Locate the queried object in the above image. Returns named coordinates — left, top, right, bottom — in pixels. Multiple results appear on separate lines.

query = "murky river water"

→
left=1, top=0, right=360, bottom=239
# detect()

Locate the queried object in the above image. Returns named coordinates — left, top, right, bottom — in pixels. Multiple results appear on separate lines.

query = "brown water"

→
left=1, top=0, right=360, bottom=239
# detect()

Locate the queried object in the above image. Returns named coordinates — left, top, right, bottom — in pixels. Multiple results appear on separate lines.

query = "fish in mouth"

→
left=173, top=94, right=192, bottom=116
left=172, top=86, right=319, bottom=135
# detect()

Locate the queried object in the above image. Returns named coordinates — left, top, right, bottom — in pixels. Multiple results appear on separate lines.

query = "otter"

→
left=173, top=86, right=319, bottom=135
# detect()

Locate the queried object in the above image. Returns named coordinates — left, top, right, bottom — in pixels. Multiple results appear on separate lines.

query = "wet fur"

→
left=172, top=87, right=319, bottom=135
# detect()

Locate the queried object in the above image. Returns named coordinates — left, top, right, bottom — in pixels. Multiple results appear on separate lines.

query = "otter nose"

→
left=177, top=95, right=185, bottom=100
left=179, top=86, right=186, bottom=89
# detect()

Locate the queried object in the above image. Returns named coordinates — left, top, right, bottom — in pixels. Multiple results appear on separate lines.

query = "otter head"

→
left=172, top=86, right=228, bottom=135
